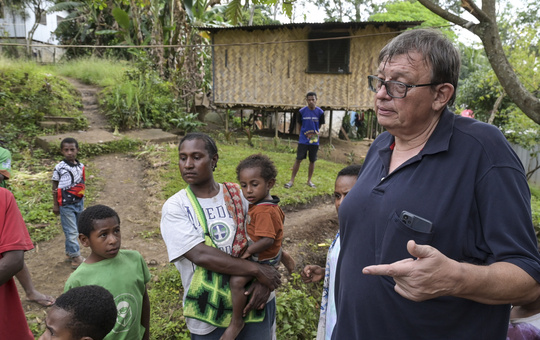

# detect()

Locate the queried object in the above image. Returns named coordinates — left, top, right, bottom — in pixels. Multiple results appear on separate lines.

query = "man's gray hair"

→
left=379, top=29, right=460, bottom=106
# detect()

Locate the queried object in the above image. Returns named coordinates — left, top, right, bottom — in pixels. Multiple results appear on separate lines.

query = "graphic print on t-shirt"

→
left=112, top=293, right=138, bottom=334
left=209, top=220, right=234, bottom=254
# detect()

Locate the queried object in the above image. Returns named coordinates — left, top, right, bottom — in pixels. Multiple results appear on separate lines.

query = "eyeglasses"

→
left=367, top=75, right=440, bottom=99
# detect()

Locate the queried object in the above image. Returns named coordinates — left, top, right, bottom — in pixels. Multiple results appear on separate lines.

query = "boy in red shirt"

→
left=0, top=187, right=35, bottom=340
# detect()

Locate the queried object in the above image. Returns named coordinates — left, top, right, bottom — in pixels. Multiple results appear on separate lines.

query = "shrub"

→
left=100, top=68, right=188, bottom=130
left=276, top=273, right=320, bottom=339
left=148, top=265, right=190, bottom=340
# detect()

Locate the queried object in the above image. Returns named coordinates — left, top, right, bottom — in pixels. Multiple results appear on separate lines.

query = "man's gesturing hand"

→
left=362, top=240, right=460, bottom=302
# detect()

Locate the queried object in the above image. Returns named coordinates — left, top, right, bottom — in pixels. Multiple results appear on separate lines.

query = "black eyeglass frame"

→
left=367, top=75, right=440, bottom=99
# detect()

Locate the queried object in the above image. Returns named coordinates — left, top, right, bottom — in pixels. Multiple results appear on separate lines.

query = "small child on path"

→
left=52, top=137, right=86, bottom=269
left=64, top=204, right=151, bottom=340
left=39, top=285, right=117, bottom=340
left=221, top=154, right=295, bottom=340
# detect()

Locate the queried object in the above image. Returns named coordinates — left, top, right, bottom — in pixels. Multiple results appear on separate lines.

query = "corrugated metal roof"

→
left=196, top=21, right=423, bottom=33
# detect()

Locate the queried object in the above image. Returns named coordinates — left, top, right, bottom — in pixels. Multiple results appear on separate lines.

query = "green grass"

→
left=46, top=56, right=132, bottom=87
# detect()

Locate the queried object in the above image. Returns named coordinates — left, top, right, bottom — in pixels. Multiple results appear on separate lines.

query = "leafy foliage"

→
left=170, top=113, right=206, bottom=132
left=312, top=0, right=378, bottom=22
left=148, top=265, right=190, bottom=340
left=240, top=5, right=281, bottom=25
left=369, top=0, right=456, bottom=40
left=276, top=273, right=320, bottom=339
left=10, top=166, right=60, bottom=243
left=455, top=69, right=503, bottom=123
left=531, top=185, right=540, bottom=233
left=455, top=19, right=540, bottom=152
left=100, top=58, right=189, bottom=130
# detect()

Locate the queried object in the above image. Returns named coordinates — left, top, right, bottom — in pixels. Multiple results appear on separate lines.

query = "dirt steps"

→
left=36, top=78, right=179, bottom=151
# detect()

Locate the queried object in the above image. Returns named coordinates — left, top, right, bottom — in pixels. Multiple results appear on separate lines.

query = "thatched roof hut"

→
left=199, top=21, right=421, bottom=112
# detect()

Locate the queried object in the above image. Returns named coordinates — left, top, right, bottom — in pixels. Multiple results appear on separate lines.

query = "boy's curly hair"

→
left=236, top=154, right=277, bottom=182
left=54, top=285, right=117, bottom=340
left=78, top=204, right=120, bottom=236
left=337, top=164, right=362, bottom=178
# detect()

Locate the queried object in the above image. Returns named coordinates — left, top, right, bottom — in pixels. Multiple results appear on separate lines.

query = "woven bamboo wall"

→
left=212, top=25, right=400, bottom=111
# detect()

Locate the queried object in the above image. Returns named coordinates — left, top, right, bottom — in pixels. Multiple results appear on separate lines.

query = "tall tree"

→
left=416, top=0, right=540, bottom=124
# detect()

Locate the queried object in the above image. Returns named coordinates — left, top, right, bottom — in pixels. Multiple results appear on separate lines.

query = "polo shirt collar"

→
left=421, top=107, right=454, bottom=156
left=377, top=108, right=455, bottom=175
left=382, top=108, right=454, bottom=155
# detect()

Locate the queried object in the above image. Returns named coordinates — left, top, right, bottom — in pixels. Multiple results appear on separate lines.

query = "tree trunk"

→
left=248, top=5, right=255, bottom=26
left=26, top=7, right=43, bottom=58
left=487, top=91, right=505, bottom=125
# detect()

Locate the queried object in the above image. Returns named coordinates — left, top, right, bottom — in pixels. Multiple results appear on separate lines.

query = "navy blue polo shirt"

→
left=333, top=108, right=540, bottom=339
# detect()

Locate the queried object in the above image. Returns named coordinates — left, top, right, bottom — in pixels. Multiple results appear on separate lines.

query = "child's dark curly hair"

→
left=78, top=204, right=120, bottom=237
left=60, top=137, right=79, bottom=150
left=337, top=164, right=362, bottom=178
left=236, top=154, right=277, bottom=182
left=54, top=285, right=117, bottom=340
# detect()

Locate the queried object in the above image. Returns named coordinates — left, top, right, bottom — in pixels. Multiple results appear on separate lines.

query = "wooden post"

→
left=328, top=109, right=333, bottom=145
left=274, top=110, right=279, bottom=138
left=341, top=126, right=351, bottom=142
left=240, top=109, right=244, bottom=128
left=225, top=109, right=229, bottom=133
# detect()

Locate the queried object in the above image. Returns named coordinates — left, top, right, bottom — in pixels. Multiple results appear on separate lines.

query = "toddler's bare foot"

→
left=282, top=253, right=296, bottom=275
left=220, top=320, right=245, bottom=340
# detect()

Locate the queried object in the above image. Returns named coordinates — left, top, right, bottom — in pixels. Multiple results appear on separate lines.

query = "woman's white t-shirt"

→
left=161, top=184, right=246, bottom=335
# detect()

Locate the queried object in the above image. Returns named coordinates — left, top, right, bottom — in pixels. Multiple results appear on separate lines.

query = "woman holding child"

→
left=160, top=133, right=281, bottom=340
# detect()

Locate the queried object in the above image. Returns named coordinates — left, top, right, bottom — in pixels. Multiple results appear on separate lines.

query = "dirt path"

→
left=18, top=79, right=352, bottom=329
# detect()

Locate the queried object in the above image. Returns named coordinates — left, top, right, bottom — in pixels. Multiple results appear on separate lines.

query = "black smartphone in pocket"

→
left=400, top=210, right=433, bottom=233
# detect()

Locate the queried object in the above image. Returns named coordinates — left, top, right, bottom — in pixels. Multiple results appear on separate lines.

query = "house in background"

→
left=199, top=21, right=420, bottom=140
left=0, top=1, right=67, bottom=62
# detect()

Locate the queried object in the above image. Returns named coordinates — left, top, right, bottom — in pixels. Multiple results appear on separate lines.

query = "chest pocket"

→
left=376, top=211, right=434, bottom=265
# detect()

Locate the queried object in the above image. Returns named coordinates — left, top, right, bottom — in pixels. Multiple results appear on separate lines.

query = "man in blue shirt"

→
left=332, top=28, right=540, bottom=339
left=284, top=92, right=325, bottom=189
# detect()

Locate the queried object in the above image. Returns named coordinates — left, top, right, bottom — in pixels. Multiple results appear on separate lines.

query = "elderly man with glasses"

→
left=332, top=28, right=540, bottom=339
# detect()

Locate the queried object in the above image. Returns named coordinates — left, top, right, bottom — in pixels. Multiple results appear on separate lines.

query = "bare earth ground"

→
left=17, top=80, right=371, bottom=331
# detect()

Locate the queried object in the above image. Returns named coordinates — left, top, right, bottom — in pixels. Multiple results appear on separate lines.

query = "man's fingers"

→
left=363, top=258, right=415, bottom=276
left=363, top=264, right=391, bottom=275
left=407, top=240, right=434, bottom=259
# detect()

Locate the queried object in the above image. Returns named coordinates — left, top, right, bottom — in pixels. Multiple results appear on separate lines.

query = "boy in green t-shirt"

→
left=64, top=205, right=151, bottom=340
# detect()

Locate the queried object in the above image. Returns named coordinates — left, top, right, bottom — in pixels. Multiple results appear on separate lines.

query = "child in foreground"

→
left=64, top=204, right=151, bottom=340
left=39, top=285, right=117, bottom=340
left=52, top=137, right=86, bottom=269
left=221, top=154, right=295, bottom=340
